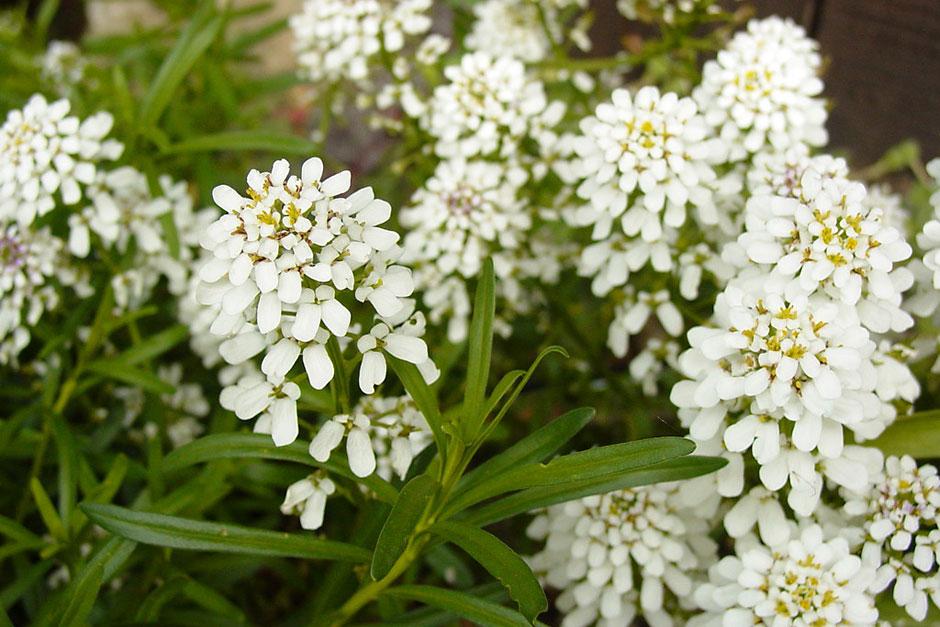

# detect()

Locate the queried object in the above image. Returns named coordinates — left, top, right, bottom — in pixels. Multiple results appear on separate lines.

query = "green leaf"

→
left=56, top=536, right=137, bottom=626
left=81, top=504, right=371, bottom=562
left=481, top=346, right=568, bottom=439
left=464, top=456, right=727, bottom=527
left=383, top=585, right=528, bottom=627
left=84, top=361, right=174, bottom=395
left=431, top=520, right=546, bottom=621
left=0, top=515, right=40, bottom=544
left=162, top=130, right=319, bottom=156
left=458, top=407, right=594, bottom=494
left=30, top=478, right=67, bottom=541
left=444, top=435, right=694, bottom=516
left=139, top=13, right=223, bottom=128
left=869, top=411, right=940, bottom=458
left=461, top=259, right=496, bottom=440
left=51, top=413, right=80, bottom=527
left=371, top=474, right=438, bottom=580
left=387, top=356, right=446, bottom=454
left=162, top=433, right=397, bottom=503
left=111, top=324, right=189, bottom=366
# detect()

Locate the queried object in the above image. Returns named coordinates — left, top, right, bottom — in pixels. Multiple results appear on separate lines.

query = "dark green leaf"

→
left=84, top=361, right=174, bottom=395
left=461, top=259, right=496, bottom=440
left=432, top=520, right=546, bottom=621
left=458, top=407, right=594, bottom=495
left=162, top=433, right=397, bottom=503
left=30, top=478, right=66, bottom=541
left=82, top=504, right=370, bottom=562
left=371, top=474, right=437, bottom=580
left=383, top=585, right=528, bottom=627
left=56, top=537, right=137, bottom=626
left=444, top=435, right=694, bottom=516
left=139, top=13, right=223, bottom=127
left=51, top=413, right=80, bottom=527
left=464, top=456, right=727, bottom=527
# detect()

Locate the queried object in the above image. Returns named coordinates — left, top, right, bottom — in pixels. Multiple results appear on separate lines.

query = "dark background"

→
left=592, top=0, right=940, bottom=166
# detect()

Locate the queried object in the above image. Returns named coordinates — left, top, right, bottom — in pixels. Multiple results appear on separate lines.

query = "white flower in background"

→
left=0, top=94, right=122, bottom=225
left=40, top=41, right=87, bottom=95
left=157, top=363, right=210, bottom=448
left=618, top=0, right=730, bottom=24
left=677, top=242, right=736, bottom=300
left=844, top=455, right=940, bottom=621
left=309, top=395, right=430, bottom=479
left=918, top=158, right=940, bottom=293
left=608, top=289, right=684, bottom=358
left=577, top=231, right=675, bottom=298
left=744, top=147, right=848, bottom=200
left=280, top=472, right=335, bottom=531
left=465, top=0, right=588, bottom=63
left=290, top=0, right=432, bottom=85
left=0, top=225, right=63, bottom=365
left=401, top=159, right=529, bottom=280
left=630, top=338, right=680, bottom=396
left=738, top=167, right=914, bottom=333
left=694, top=16, right=827, bottom=161
left=527, top=483, right=718, bottom=627
left=858, top=342, right=920, bottom=442
left=197, top=158, right=432, bottom=442
left=694, top=524, right=878, bottom=626
left=423, top=52, right=563, bottom=159
left=671, top=280, right=883, bottom=510
left=569, top=85, right=718, bottom=243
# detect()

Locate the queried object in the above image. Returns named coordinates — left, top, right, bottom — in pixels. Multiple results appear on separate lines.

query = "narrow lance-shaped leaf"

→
left=371, top=473, right=438, bottom=580
left=138, top=10, right=223, bottom=127
left=82, top=504, right=371, bottom=562
left=464, top=456, right=727, bottom=527
left=162, top=130, right=319, bottom=155
left=383, top=585, right=529, bottom=627
left=458, top=407, right=594, bottom=495
left=161, top=433, right=398, bottom=503
left=869, top=411, right=940, bottom=458
left=461, top=258, right=496, bottom=440
left=444, top=436, right=695, bottom=516
left=432, top=520, right=547, bottom=622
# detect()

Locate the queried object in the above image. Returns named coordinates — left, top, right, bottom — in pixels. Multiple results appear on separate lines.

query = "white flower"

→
left=629, top=338, right=680, bottom=396
left=356, top=322, right=428, bottom=394
left=290, top=0, right=432, bottom=85
left=527, top=483, right=718, bottom=627
left=723, top=487, right=790, bottom=547
left=694, top=17, right=827, bottom=161
left=0, top=225, right=63, bottom=364
left=694, top=524, right=878, bottom=626
left=220, top=372, right=300, bottom=446
left=422, top=52, right=561, bottom=159
left=40, top=41, right=87, bottom=95
left=569, top=85, right=718, bottom=244
left=738, top=166, right=914, bottom=333
left=0, top=94, right=122, bottom=225
left=280, top=472, right=336, bottom=531
left=845, top=455, right=940, bottom=621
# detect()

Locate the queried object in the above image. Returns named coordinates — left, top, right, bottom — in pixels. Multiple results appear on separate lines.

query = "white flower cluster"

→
left=465, top=0, right=588, bottom=63
left=694, top=16, right=827, bottom=161
left=40, top=41, right=87, bottom=95
left=118, top=363, right=210, bottom=449
left=527, top=482, right=718, bottom=626
left=309, top=394, right=431, bottom=480
left=693, top=525, right=879, bottom=626
left=199, top=158, right=435, bottom=447
left=0, top=94, right=121, bottom=226
left=290, top=0, right=432, bottom=85
left=845, top=455, right=940, bottom=620
left=423, top=52, right=565, bottom=160
left=918, top=159, right=940, bottom=297
left=618, top=0, right=729, bottom=24
left=0, top=225, right=61, bottom=364
left=70, top=166, right=215, bottom=311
